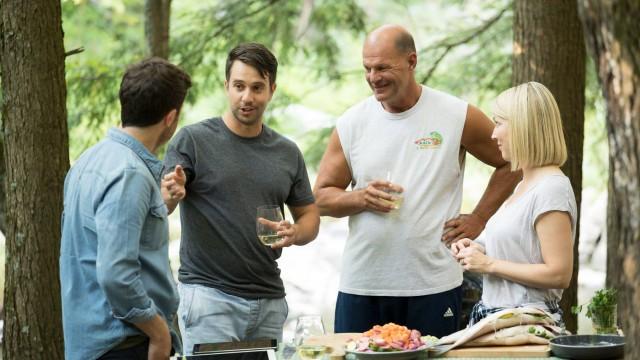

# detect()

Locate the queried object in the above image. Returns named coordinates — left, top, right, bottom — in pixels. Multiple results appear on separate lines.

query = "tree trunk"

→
left=0, top=0, right=69, bottom=358
left=144, top=0, right=172, bottom=59
left=512, top=0, right=585, bottom=333
left=0, top=137, right=5, bottom=233
left=578, top=1, right=640, bottom=357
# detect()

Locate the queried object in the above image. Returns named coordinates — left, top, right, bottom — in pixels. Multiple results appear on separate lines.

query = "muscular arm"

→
left=313, top=129, right=363, bottom=217
left=458, top=211, right=574, bottom=289
left=443, top=105, right=522, bottom=243
left=313, top=129, right=396, bottom=217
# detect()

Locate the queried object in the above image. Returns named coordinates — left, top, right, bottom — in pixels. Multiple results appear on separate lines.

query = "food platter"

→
left=345, top=348, right=427, bottom=360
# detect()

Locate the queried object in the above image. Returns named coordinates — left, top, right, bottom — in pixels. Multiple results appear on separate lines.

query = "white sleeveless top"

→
left=336, top=86, right=467, bottom=296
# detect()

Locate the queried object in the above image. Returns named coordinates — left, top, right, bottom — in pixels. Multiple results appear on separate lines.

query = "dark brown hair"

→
left=119, top=57, right=192, bottom=127
left=225, top=43, right=278, bottom=86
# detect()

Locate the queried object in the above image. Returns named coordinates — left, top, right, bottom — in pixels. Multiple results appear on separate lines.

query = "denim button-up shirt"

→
left=60, top=128, right=180, bottom=360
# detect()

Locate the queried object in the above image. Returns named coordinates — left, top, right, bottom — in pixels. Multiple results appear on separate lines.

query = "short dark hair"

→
left=395, top=32, right=416, bottom=54
left=119, top=57, right=192, bottom=127
left=225, top=43, right=278, bottom=86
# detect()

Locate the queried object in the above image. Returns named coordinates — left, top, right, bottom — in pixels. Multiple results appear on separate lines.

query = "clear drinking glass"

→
left=256, top=205, right=283, bottom=246
left=383, top=171, right=404, bottom=210
left=294, top=315, right=327, bottom=360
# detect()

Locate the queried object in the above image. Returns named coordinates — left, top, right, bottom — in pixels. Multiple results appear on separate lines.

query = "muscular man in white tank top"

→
left=314, top=24, right=520, bottom=337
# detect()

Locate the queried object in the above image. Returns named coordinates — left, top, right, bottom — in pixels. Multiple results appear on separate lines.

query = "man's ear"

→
left=408, top=52, right=417, bottom=70
left=270, top=82, right=277, bottom=97
left=165, top=109, right=178, bottom=126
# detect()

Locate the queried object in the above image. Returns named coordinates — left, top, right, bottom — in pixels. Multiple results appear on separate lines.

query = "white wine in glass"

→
left=256, top=205, right=283, bottom=246
left=297, top=345, right=328, bottom=360
left=383, top=170, right=404, bottom=210
left=295, top=315, right=327, bottom=360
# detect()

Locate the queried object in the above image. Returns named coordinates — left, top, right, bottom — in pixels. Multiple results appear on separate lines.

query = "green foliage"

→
left=63, top=0, right=147, bottom=159
left=572, top=288, right=617, bottom=319
left=573, top=288, right=618, bottom=333
left=58, top=0, right=607, bottom=194
left=171, top=0, right=366, bottom=97
left=582, top=59, right=608, bottom=191
left=414, top=0, right=513, bottom=108
left=62, top=0, right=367, bottom=160
left=300, top=126, right=334, bottom=171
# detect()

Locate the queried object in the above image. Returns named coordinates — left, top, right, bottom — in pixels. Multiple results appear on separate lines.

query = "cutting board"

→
left=303, top=334, right=549, bottom=359
left=433, top=344, right=550, bottom=358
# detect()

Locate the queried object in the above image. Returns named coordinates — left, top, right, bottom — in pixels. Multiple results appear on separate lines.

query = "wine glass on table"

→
left=294, top=315, right=327, bottom=360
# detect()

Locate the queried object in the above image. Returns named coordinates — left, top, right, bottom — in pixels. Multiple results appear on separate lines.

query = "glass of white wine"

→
left=294, top=315, right=327, bottom=360
left=256, top=205, right=283, bottom=246
left=383, top=171, right=404, bottom=210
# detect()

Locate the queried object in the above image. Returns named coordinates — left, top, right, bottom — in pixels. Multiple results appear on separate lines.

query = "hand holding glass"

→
left=295, top=315, right=327, bottom=360
left=256, top=205, right=283, bottom=246
left=383, top=171, right=404, bottom=210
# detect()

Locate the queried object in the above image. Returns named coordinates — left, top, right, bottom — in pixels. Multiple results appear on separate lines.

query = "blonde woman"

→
left=451, top=82, right=577, bottom=326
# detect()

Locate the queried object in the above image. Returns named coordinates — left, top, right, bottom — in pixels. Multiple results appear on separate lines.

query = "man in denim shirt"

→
left=60, top=58, right=191, bottom=360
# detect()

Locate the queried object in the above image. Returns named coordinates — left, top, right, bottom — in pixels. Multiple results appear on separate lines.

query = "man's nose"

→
left=241, top=89, right=253, bottom=103
left=368, top=69, right=381, bottom=84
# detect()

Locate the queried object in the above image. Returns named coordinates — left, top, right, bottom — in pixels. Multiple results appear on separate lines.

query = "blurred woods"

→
left=1, top=0, right=624, bottom=358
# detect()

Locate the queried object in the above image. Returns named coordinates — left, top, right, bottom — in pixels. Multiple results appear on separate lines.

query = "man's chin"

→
left=233, top=113, right=261, bottom=126
left=373, top=92, right=388, bottom=102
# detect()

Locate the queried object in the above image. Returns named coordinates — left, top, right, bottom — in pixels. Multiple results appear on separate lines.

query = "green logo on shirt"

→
left=414, top=131, right=443, bottom=149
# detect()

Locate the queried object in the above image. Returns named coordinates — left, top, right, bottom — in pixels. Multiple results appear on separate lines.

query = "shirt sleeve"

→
left=163, top=127, right=196, bottom=185
left=285, top=146, right=315, bottom=207
left=95, top=167, right=157, bottom=323
left=531, top=177, right=576, bottom=234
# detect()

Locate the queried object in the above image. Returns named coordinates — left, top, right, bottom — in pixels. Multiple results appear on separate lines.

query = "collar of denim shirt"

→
left=107, top=127, right=164, bottom=181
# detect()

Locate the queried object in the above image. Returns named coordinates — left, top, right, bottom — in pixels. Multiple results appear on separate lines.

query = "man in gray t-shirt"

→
left=162, top=43, right=320, bottom=355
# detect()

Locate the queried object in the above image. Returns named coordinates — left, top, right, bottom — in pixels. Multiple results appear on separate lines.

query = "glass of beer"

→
left=256, top=205, right=283, bottom=246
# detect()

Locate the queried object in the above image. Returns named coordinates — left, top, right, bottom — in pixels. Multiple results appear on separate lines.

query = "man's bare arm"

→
left=313, top=129, right=396, bottom=217
left=442, top=105, right=521, bottom=244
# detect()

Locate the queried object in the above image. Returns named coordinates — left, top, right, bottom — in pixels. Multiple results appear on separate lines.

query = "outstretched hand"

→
left=162, top=165, right=186, bottom=202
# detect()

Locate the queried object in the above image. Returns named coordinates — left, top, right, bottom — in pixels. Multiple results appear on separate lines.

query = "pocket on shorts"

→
left=178, top=283, right=197, bottom=329
left=282, top=297, right=289, bottom=319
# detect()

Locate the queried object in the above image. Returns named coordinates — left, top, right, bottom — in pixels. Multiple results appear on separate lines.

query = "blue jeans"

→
left=177, top=283, right=288, bottom=355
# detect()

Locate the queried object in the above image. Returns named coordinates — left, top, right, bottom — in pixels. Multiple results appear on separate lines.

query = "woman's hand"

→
left=450, top=238, right=485, bottom=256
left=455, top=246, right=493, bottom=273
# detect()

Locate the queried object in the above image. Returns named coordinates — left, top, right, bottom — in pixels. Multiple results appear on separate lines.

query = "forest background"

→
left=1, top=0, right=637, bottom=358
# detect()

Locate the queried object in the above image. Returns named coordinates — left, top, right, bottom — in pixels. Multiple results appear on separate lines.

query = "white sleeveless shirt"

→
left=336, top=85, right=467, bottom=296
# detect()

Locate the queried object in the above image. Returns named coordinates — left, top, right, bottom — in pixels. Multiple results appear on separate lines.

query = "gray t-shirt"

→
left=164, top=117, right=314, bottom=299
left=477, top=174, right=577, bottom=309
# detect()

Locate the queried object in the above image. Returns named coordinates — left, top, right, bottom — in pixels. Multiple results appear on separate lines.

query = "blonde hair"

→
left=493, top=82, right=567, bottom=171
